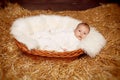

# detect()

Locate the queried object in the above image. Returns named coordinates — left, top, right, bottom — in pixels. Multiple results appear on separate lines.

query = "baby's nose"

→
left=80, top=32, right=83, bottom=35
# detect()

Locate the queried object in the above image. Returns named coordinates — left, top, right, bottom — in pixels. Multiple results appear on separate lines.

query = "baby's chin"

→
left=77, top=37, right=83, bottom=40
left=78, top=38, right=82, bottom=40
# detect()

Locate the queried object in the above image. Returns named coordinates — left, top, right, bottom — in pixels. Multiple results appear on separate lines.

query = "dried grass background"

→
left=0, top=3, right=120, bottom=80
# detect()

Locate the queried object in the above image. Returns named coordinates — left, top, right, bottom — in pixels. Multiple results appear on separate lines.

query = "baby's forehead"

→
left=77, top=25, right=89, bottom=29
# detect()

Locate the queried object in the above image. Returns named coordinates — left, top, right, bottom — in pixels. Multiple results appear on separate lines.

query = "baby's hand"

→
left=63, top=48, right=67, bottom=52
left=60, top=47, right=67, bottom=52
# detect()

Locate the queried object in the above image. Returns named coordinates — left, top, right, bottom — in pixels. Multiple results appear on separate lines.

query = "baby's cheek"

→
left=83, top=35, right=87, bottom=38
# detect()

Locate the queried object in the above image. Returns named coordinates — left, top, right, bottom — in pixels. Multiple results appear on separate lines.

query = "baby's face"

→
left=74, top=25, right=89, bottom=40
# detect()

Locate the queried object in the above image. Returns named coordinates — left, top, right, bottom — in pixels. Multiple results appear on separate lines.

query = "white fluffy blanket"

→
left=10, top=15, right=106, bottom=57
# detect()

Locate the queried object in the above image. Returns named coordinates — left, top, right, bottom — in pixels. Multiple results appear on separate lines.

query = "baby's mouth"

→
left=79, top=36, right=82, bottom=40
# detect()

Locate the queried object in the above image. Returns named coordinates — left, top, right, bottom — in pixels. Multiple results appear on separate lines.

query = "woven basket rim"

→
left=15, top=39, right=84, bottom=58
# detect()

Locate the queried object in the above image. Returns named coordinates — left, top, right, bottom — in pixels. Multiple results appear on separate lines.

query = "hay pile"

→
left=0, top=3, right=120, bottom=80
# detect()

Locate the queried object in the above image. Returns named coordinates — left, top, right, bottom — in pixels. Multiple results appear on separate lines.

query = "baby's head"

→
left=74, top=23, right=90, bottom=40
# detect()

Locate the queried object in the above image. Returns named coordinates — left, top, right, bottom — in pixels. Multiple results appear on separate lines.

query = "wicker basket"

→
left=15, top=39, right=84, bottom=58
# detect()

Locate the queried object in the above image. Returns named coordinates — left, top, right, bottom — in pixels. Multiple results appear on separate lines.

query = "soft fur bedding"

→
left=10, top=14, right=106, bottom=57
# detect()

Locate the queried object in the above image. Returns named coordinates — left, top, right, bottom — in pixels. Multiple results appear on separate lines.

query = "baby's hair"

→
left=77, top=22, right=90, bottom=31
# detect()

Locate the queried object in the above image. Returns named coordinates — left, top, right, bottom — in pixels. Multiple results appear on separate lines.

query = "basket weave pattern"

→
left=15, top=39, right=84, bottom=58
